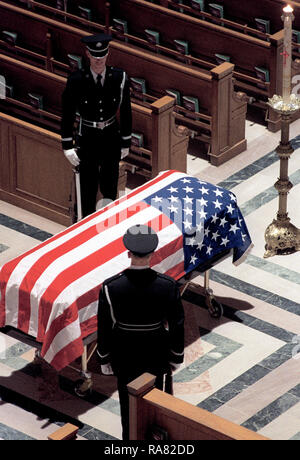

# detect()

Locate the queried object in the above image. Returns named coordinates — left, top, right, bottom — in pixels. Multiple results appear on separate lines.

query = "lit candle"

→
left=282, top=5, right=294, bottom=103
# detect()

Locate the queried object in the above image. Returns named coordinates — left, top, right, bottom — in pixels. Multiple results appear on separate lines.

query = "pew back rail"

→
left=127, top=373, right=270, bottom=441
left=108, top=40, right=247, bottom=165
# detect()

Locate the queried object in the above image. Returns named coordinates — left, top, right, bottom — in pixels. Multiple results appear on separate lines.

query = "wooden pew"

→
left=0, top=107, right=188, bottom=225
left=127, top=373, right=270, bottom=441
left=48, top=423, right=78, bottom=440
left=0, top=62, right=189, bottom=225
left=16, top=0, right=300, bottom=37
left=156, top=0, right=300, bottom=34
left=9, top=0, right=285, bottom=132
left=6, top=0, right=300, bottom=40
left=127, top=96, right=190, bottom=179
left=2, top=0, right=110, bottom=32
left=0, top=53, right=64, bottom=131
left=3, top=0, right=282, bottom=111
left=0, top=110, right=128, bottom=226
left=107, top=0, right=293, bottom=132
left=0, top=0, right=102, bottom=75
left=153, top=0, right=300, bottom=63
left=107, top=40, right=247, bottom=165
left=0, top=52, right=189, bottom=176
left=0, top=3, right=247, bottom=164
left=141, top=0, right=270, bottom=40
left=1, top=1, right=298, bottom=133
left=36, top=0, right=109, bottom=23
left=0, top=1, right=282, bottom=105
left=0, top=111, right=73, bottom=225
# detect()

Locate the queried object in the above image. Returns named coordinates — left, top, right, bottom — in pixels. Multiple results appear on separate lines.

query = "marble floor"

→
left=0, top=117, right=300, bottom=441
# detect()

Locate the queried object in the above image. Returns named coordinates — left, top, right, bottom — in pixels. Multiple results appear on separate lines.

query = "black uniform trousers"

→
left=110, top=324, right=170, bottom=440
left=77, top=122, right=121, bottom=217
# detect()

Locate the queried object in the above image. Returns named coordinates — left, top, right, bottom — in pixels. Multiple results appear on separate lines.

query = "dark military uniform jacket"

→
left=97, top=268, right=185, bottom=379
left=61, top=65, right=132, bottom=151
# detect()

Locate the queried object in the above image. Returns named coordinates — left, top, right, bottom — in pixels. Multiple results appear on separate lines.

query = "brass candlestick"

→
left=264, top=94, right=300, bottom=257
left=264, top=5, right=300, bottom=258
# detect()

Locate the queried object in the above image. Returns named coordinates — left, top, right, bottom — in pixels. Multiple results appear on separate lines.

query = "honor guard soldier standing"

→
left=61, top=34, right=132, bottom=217
left=97, top=224, right=185, bottom=440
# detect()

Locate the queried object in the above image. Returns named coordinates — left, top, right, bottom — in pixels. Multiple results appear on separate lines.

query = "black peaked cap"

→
left=81, top=34, right=112, bottom=57
left=123, top=224, right=159, bottom=256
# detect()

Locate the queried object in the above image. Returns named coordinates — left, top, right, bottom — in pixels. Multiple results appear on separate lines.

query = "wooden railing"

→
left=128, top=373, right=270, bottom=441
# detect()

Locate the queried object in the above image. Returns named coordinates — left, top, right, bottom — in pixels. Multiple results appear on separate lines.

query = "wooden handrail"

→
left=128, top=373, right=270, bottom=441
left=163, top=0, right=271, bottom=41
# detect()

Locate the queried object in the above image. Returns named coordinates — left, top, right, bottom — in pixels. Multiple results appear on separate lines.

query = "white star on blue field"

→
left=143, top=176, right=252, bottom=274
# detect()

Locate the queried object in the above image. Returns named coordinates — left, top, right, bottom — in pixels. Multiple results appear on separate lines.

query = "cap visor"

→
left=87, top=47, right=109, bottom=58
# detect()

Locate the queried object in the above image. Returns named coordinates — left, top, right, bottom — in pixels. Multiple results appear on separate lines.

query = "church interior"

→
left=0, top=0, right=300, bottom=441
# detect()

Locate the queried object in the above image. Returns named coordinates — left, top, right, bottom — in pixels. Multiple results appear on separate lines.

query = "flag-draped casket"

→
left=0, top=170, right=252, bottom=370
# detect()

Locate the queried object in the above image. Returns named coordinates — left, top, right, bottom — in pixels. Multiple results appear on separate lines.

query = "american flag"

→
left=0, top=170, right=252, bottom=370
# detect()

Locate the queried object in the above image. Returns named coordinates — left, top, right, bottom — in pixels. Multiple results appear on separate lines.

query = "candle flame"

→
left=283, top=4, right=293, bottom=13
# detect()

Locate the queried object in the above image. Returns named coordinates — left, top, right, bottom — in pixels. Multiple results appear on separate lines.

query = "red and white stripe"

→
left=0, top=170, right=187, bottom=370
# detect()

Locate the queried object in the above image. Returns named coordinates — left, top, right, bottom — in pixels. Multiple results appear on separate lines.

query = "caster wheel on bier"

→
left=207, top=296, right=224, bottom=319
left=74, top=375, right=93, bottom=398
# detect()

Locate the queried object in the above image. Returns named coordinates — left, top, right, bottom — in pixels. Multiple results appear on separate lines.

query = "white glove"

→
left=63, top=148, right=80, bottom=167
left=101, top=363, right=114, bottom=375
left=121, top=147, right=129, bottom=160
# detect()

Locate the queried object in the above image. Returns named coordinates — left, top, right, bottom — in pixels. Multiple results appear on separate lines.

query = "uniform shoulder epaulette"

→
left=156, top=272, right=176, bottom=284
left=110, top=66, right=126, bottom=76
left=103, top=272, right=124, bottom=286
left=110, top=65, right=121, bottom=72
